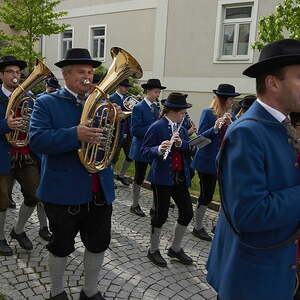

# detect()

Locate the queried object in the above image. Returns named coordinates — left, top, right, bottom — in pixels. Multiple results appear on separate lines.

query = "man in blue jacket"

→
left=0, top=55, right=41, bottom=256
left=207, top=39, right=300, bottom=300
left=110, top=78, right=133, bottom=186
left=29, top=48, right=122, bottom=300
left=129, top=79, right=166, bottom=217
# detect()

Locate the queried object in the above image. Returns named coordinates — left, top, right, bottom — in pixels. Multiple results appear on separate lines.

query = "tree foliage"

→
left=0, top=0, right=68, bottom=72
left=252, top=0, right=300, bottom=50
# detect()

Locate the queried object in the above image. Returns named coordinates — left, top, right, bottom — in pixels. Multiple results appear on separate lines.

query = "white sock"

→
left=83, top=249, right=105, bottom=297
left=132, top=183, right=141, bottom=207
left=37, top=202, right=48, bottom=229
left=171, top=223, right=187, bottom=252
left=194, top=205, right=207, bottom=230
left=49, top=253, right=67, bottom=297
left=150, top=226, right=162, bottom=253
left=14, top=203, right=35, bottom=234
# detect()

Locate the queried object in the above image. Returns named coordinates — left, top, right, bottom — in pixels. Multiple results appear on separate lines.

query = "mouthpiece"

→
left=83, top=79, right=90, bottom=85
left=12, top=78, right=18, bottom=84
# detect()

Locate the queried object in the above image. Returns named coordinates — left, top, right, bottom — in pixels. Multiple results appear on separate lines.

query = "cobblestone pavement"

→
left=0, top=182, right=218, bottom=300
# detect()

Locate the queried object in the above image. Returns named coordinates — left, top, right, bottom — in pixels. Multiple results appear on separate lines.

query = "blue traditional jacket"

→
left=207, top=101, right=300, bottom=300
left=29, top=88, right=115, bottom=205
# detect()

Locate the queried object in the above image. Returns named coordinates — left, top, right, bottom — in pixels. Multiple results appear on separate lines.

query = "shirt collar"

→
left=165, top=116, right=179, bottom=133
left=2, top=85, right=12, bottom=97
left=65, top=86, right=78, bottom=98
left=256, top=98, right=286, bottom=123
left=116, top=92, right=124, bottom=99
left=165, top=116, right=174, bottom=126
left=144, top=98, right=154, bottom=107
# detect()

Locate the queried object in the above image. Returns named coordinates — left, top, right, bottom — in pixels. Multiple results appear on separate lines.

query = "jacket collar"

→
left=242, top=100, right=282, bottom=124
left=51, top=88, right=77, bottom=103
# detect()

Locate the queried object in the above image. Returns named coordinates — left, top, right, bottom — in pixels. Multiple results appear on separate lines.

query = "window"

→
left=214, top=1, right=257, bottom=62
left=90, top=26, right=106, bottom=60
left=61, top=29, right=73, bottom=59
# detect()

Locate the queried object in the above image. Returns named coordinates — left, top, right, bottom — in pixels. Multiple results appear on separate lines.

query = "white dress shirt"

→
left=256, top=98, right=286, bottom=123
left=2, top=86, right=12, bottom=97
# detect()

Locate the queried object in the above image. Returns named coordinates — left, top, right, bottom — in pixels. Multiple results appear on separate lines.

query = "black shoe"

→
left=130, top=205, right=146, bottom=217
left=9, top=199, right=16, bottom=209
left=10, top=229, right=33, bottom=250
left=39, top=226, right=52, bottom=242
left=147, top=249, right=167, bottom=267
left=0, top=239, right=13, bottom=256
left=49, top=291, right=69, bottom=300
left=149, top=208, right=155, bottom=216
left=116, top=175, right=130, bottom=186
left=192, top=227, right=212, bottom=241
left=79, top=290, right=105, bottom=300
left=167, top=248, right=193, bottom=265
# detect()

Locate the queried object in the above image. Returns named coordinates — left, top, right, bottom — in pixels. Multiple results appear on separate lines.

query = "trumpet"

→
left=163, top=118, right=184, bottom=160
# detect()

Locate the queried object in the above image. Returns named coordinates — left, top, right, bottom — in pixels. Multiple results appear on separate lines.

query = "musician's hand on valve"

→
left=173, top=133, right=182, bottom=147
left=7, top=112, right=22, bottom=130
left=158, top=140, right=171, bottom=154
left=77, top=124, right=102, bottom=144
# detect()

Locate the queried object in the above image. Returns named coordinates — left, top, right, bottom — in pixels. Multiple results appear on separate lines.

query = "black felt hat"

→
left=213, top=84, right=240, bottom=97
left=119, top=78, right=132, bottom=87
left=141, top=78, right=166, bottom=90
left=55, top=48, right=101, bottom=68
left=46, top=78, right=61, bottom=89
left=0, top=56, right=27, bottom=70
left=243, top=39, right=300, bottom=78
left=161, top=92, right=192, bottom=109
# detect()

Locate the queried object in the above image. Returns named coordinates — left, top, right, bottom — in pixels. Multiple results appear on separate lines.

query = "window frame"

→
left=213, top=0, right=258, bottom=64
left=59, top=27, right=74, bottom=60
left=88, top=24, right=107, bottom=62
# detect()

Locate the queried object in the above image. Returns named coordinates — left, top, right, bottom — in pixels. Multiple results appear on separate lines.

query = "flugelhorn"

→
left=78, top=47, right=143, bottom=173
left=5, top=60, right=55, bottom=147
left=123, top=94, right=142, bottom=111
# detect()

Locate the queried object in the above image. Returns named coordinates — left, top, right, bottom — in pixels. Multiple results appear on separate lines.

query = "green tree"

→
left=252, top=0, right=300, bottom=50
left=0, top=0, right=68, bottom=72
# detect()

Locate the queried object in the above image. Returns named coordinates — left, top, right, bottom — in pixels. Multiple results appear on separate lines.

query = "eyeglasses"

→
left=3, top=70, right=22, bottom=76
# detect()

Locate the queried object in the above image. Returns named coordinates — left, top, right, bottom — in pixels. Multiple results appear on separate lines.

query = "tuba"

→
left=5, top=60, right=54, bottom=147
left=78, top=47, right=143, bottom=173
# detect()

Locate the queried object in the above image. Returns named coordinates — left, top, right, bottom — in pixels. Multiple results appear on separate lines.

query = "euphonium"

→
left=78, top=47, right=143, bottom=173
left=5, top=60, right=54, bottom=147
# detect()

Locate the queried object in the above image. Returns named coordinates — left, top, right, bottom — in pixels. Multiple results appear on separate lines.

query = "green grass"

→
left=0, top=295, right=6, bottom=300
left=114, top=151, right=220, bottom=202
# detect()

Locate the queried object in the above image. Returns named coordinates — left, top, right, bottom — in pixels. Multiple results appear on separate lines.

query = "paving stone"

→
left=0, top=183, right=217, bottom=300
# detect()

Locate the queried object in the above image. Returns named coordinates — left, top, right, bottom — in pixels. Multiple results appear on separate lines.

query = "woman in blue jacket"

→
left=191, top=84, right=240, bottom=241
left=141, top=92, right=193, bottom=268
